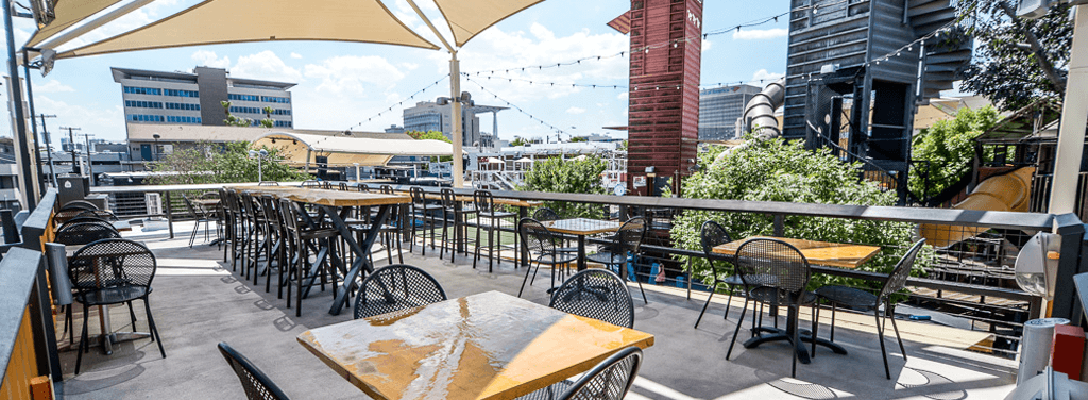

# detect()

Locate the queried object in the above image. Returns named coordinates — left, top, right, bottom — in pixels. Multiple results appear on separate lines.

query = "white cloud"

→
left=232, top=51, right=302, bottom=83
left=702, top=38, right=712, bottom=52
left=616, top=92, right=628, bottom=100
left=35, top=80, right=75, bottom=93
left=732, top=28, right=788, bottom=40
left=191, top=50, right=230, bottom=69
left=751, top=69, right=784, bottom=83
left=290, top=52, right=303, bottom=60
left=303, top=55, right=405, bottom=96
left=566, top=106, right=586, bottom=114
left=33, top=96, right=123, bottom=144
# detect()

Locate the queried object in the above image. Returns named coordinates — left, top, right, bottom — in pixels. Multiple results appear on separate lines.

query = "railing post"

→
left=773, top=215, right=785, bottom=237
left=1050, top=214, right=1087, bottom=320
left=686, top=257, right=693, bottom=300
left=164, top=190, right=174, bottom=239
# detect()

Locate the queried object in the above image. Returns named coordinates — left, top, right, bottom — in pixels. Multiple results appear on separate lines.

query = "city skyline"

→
left=1, top=0, right=790, bottom=144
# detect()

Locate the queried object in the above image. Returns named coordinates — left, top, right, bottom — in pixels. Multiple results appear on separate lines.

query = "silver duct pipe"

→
left=714, top=78, right=785, bottom=164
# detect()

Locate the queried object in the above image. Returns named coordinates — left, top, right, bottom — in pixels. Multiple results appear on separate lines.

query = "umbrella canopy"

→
left=432, top=0, right=545, bottom=47
left=253, top=132, right=454, bottom=167
left=26, top=0, right=126, bottom=48
left=56, top=0, right=438, bottom=58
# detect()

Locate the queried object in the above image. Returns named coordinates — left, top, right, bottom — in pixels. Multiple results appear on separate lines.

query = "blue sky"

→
left=3, top=0, right=790, bottom=144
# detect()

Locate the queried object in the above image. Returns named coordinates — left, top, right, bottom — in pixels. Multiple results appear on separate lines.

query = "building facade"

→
left=112, top=66, right=295, bottom=130
left=402, top=100, right=507, bottom=148
left=698, top=85, right=761, bottom=140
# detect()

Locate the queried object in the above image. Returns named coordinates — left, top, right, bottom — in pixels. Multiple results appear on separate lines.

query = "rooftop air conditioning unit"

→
left=145, top=193, right=162, bottom=217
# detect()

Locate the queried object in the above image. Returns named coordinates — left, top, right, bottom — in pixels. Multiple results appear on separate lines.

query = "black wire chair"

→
left=182, top=194, right=214, bottom=248
left=353, top=264, right=447, bottom=319
left=69, top=238, right=165, bottom=374
left=61, top=200, right=99, bottom=211
left=519, top=218, right=577, bottom=297
left=532, top=207, right=561, bottom=221
left=549, top=269, right=635, bottom=329
left=814, top=238, right=925, bottom=380
left=472, top=190, right=516, bottom=272
left=694, top=220, right=747, bottom=328
left=59, top=216, right=115, bottom=230
left=55, top=221, right=121, bottom=246
left=586, top=217, right=648, bottom=304
left=517, top=346, right=643, bottom=400
left=75, top=210, right=119, bottom=222
left=726, top=238, right=815, bottom=378
left=218, top=343, right=292, bottom=400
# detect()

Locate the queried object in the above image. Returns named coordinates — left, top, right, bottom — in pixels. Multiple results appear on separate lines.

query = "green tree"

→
left=569, top=136, right=588, bottom=143
left=672, top=137, right=928, bottom=290
left=509, top=137, right=529, bottom=147
left=406, top=130, right=453, bottom=163
left=957, top=0, right=1071, bottom=111
left=259, top=106, right=275, bottom=129
left=148, top=141, right=307, bottom=185
left=519, top=155, right=607, bottom=218
left=221, top=101, right=253, bottom=127
left=909, top=106, right=1000, bottom=199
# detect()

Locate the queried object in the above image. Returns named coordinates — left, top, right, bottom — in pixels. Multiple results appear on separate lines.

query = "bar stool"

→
left=439, top=188, right=477, bottom=262
left=472, top=189, right=516, bottom=272
left=409, top=187, right=442, bottom=256
left=278, top=199, right=342, bottom=316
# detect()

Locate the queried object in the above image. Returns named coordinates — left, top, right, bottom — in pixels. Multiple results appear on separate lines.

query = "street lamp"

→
left=248, top=148, right=269, bottom=183
left=354, top=162, right=360, bottom=182
left=152, top=133, right=160, bottom=162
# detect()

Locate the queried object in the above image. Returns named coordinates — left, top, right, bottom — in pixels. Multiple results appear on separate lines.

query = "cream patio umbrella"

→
left=30, top=0, right=546, bottom=188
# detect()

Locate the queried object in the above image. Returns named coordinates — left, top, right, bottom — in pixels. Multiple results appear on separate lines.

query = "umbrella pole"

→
left=451, top=53, right=463, bottom=188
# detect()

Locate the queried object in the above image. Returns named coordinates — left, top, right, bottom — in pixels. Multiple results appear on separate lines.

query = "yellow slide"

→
left=920, top=167, right=1035, bottom=248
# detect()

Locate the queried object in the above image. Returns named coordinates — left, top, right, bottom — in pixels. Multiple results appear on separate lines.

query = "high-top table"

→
left=712, top=236, right=882, bottom=364
left=236, top=187, right=410, bottom=316
left=298, top=291, right=654, bottom=400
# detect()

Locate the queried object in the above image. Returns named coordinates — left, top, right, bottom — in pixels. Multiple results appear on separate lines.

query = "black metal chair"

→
left=358, top=184, right=370, bottom=193
left=472, top=189, right=516, bottom=272
left=438, top=188, right=476, bottom=263
left=814, top=238, right=925, bottom=379
left=278, top=199, right=341, bottom=316
left=353, top=264, right=447, bottom=319
left=61, top=200, right=99, bottom=211
left=532, top=207, right=561, bottom=221
left=550, top=269, right=635, bottom=329
left=519, top=218, right=577, bottom=297
left=55, top=221, right=121, bottom=246
left=517, top=346, right=643, bottom=400
left=694, top=220, right=747, bottom=328
left=301, top=180, right=321, bottom=188
left=69, top=238, right=165, bottom=374
left=218, top=343, right=292, bottom=400
left=258, top=181, right=279, bottom=186
left=408, top=187, right=442, bottom=255
left=586, top=217, right=648, bottom=304
left=59, top=216, right=115, bottom=230
left=182, top=194, right=214, bottom=248
left=726, top=238, right=815, bottom=378
left=75, top=210, right=119, bottom=222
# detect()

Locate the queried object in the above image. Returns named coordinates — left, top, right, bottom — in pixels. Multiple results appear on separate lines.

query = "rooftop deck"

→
left=55, top=221, right=1019, bottom=399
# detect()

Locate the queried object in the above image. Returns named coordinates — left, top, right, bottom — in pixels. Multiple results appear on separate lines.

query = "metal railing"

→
left=1030, top=171, right=1088, bottom=222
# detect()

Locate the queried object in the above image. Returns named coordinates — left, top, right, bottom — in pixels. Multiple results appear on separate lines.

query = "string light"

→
left=465, top=77, right=569, bottom=136
left=345, top=74, right=448, bottom=131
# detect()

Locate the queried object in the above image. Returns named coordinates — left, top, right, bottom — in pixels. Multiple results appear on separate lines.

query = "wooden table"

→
left=236, top=187, right=411, bottom=316
left=712, top=236, right=882, bottom=269
left=298, top=291, right=654, bottom=400
left=543, top=218, right=621, bottom=271
left=712, top=236, right=882, bottom=364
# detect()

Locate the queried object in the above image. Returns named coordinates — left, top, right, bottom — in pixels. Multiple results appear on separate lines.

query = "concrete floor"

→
left=56, top=222, right=1019, bottom=399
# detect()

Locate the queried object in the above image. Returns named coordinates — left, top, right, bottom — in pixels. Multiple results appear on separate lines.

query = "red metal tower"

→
left=611, top=0, right=702, bottom=195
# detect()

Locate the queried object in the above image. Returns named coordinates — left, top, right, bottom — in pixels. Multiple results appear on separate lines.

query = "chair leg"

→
left=189, top=220, right=199, bottom=248
left=829, top=302, right=837, bottom=342
left=634, top=278, right=648, bottom=304
left=875, top=308, right=890, bottom=380
left=724, top=285, right=735, bottom=321
left=791, top=304, right=800, bottom=378
left=75, top=303, right=89, bottom=375
left=694, top=283, right=717, bottom=329
left=726, top=296, right=750, bottom=361
left=144, top=298, right=166, bottom=358
left=888, top=302, right=907, bottom=360
left=488, top=220, right=495, bottom=272
left=811, top=303, right=819, bottom=358
left=518, top=261, right=537, bottom=298
left=473, top=220, right=481, bottom=269
left=127, top=301, right=138, bottom=329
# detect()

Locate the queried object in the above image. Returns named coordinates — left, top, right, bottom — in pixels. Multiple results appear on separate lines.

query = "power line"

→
left=464, top=76, right=569, bottom=136
left=346, top=74, right=449, bottom=131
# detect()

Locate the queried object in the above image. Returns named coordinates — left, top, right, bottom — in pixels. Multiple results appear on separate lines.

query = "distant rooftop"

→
left=111, top=66, right=297, bottom=89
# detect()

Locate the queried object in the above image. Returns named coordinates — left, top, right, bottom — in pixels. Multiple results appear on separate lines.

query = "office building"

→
left=698, top=85, right=761, bottom=140
left=402, top=99, right=508, bottom=148
left=112, top=66, right=295, bottom=131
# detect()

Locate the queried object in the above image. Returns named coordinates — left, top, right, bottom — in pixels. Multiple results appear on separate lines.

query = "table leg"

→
left=330, top=205, right=391, bottom=316
left=164, top=191, right=174, bottom=239
left=741, top=303, right=847, bottom=365
left=519, top=205, right=528, bottom=269
left=99, top=305, right=112, bottom=354
left=577, top=234, right=586, bottom=270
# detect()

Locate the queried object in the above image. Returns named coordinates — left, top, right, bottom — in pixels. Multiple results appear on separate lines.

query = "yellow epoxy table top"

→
left=713, top=236, right=882, bottom=269
left=542, top=218, right=622, bottom=236
left=235, top=187, right=409, bottom=207
left=297, top=291, right=654, bottom=400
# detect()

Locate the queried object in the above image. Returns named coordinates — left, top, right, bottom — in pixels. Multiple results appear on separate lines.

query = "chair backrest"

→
left=55, top=221, right=121, bottom=246
left=301, top=180, right=321, bottom=188
left=519, top=218, right=558, bottom=256
left=409, top=187, right=427, bottom=205
left=181, top=194, right=202, bottom=219
left=277, top=199, right=303, bottom=251
left=321, top=181, right=333, bottom=190
left=473, top=189, right=496, bottom=213
left=258, top=181, right=279, bottom=186
left=439, top=188, right=458, bottom=209
left=218, top=343, right=292, bottom=400
left=60, top=200, right=99, bottom=211
left=75, top=210, right=119, bottom=222
left=353, top=264, right=447, bottom=319
left=734, top=238, right=810, bottom=292
left=879, top=239, right=926, bottom=301
left=549, top=269, right=635, bottom=329
left=379, top=185, right=394, bottom=195
left=533, top=207, right=561, bottom=221
left=60, top=216, right=115, bottom=231
left=700, top=220, right=732, bottom=259
left=616, top=217, right=647, bottom=255
left=358, top=184, right=370, bottom=193
left=68, top=238, right=156, bottom=291
left=258, top=196, right=280, bottom=232
left=557, top=347, right=643, bottom=400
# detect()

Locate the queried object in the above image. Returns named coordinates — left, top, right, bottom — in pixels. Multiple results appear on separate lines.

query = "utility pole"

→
left=59, top=127, right=80, bottom=174
left=77, top=133, right=95, bottom=185
left=4, top=0, right=38, bottom=211
left=37, top=115, right=57, bottom=186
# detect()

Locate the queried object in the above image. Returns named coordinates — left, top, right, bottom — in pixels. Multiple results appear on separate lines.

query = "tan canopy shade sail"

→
left=253, top=132, right=455, bottom=167
left=26, top=0, right=126, bottom=47
left=433, top=0, right=545, bottom=47
left=57, top=0, right=437, bottom=59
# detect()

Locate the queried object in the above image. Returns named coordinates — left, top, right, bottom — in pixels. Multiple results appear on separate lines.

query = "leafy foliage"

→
left=909, top=106, right=1000, bottom=199
left=509, top=137, right=529, bottom=147
left=406, top=131, right=453, bottom=163
left=957, top=0, right=1071, bottom=111
left=147, top=141, right=308, bottom=185
left=519, top=155, right=607, bottom=218
left=672, top=138, right=929, bottom=290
